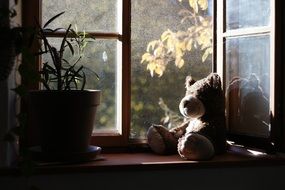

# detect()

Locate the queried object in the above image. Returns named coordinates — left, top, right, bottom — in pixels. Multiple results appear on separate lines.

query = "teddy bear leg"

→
left=147, top=124, right=178, bottom=154
left=178, top=133, right=215, bottom=160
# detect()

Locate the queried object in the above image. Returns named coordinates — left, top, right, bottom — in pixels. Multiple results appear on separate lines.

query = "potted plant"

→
left=27, top=12, right=101, bottom=161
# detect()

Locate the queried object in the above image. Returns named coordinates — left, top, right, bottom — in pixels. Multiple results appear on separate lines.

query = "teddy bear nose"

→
left=179, top=96, right=205, bottom=118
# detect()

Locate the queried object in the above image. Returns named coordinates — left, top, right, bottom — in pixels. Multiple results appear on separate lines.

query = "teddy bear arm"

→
left=169, top=120, right=189, bottom=139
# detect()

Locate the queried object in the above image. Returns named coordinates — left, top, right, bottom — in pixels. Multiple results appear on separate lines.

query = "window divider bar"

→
left=223, top=27, right=272, bottom=38
left=121, top=0, right=131, bottom=145
left=43, top=31, right=122, bottom=40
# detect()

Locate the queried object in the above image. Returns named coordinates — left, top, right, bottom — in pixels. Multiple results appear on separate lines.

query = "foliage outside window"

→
left=131, top=0, right=213, bottom=139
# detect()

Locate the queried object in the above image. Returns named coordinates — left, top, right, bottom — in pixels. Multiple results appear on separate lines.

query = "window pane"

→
left=225, top=35, right=270, bottom=137
left=41, top=38, right=120, bottom=133
left=42, top=0, right=119, bottom=32
left=131, top=0, right=213, bottom=139
left=226, top=0, right=270, bottom=30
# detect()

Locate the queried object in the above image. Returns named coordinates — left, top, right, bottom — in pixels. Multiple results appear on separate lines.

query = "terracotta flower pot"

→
left=28, top=90, right=101, bottom=153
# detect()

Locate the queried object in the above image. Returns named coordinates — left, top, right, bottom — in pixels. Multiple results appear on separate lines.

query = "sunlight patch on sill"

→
left=246, top=149, right=267, bottom=156
left=141, top=160, right=199, bottom=165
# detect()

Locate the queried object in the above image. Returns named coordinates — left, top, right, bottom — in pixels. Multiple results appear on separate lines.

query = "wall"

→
left=0, top=165, right=285, bottom=190
left=0, top=73, right=17, bottom=167
left=0, top=0, right=19, bottom=167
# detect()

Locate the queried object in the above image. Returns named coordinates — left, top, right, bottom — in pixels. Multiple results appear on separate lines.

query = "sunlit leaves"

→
left=202, top=47, right=212, bottom=62
left=188, top=0, right=208, bottom=13
left=189, top=0, right=199, bottom=13
left=146, top=59, right=166, bottom=77
left=141, top=0, right=212, bottom=77
left=175, top=57, right=185, bottom=68
left=198, top=0, right=208, bottom=10
left=141, top=52, right=153, bottom=63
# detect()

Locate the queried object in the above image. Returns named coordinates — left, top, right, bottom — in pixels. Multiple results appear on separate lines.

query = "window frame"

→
left=23, top=0, right=131, bottom=147
left=22, top=0, right=284, bottom=152
left=216, top=0, right=283, bottom=152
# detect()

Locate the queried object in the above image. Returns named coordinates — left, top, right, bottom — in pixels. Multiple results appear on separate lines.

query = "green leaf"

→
left=81, top=72, right=86, bottom=90
left=64, top=65, right=84, bottom=90
left=43, top=11, right=65, bottom=28
left=59, top=24, right=72, bottom=60
left=43, top=63, right=57, bottom=74
left=65, top=39, right=74, bottom=55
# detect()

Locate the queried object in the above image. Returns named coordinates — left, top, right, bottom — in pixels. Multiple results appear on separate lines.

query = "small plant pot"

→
left=28, top=90, right=101, bottom=153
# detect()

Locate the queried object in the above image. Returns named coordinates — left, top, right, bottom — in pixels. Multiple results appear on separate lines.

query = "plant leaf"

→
left=65, top=39, right=74, bottom=55
left=43, top=11, right=65, bottom=28
left=59, top=24, right=72, bottom=60
left=81, top=72, right=86, bottom=90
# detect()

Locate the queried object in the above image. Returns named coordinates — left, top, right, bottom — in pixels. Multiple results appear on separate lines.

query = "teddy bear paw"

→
left=147, top=125, right=177, bottom=154
left=178, top=133, right=215, bottom=160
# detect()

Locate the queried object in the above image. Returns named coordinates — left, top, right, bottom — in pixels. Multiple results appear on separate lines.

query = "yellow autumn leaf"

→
left=150, top=69, right=154, bottom=77
left=189, top=0, right=199, bottom=13
left=161, top=29, right=172, bottom=42
left=166, top=37, right=175, bottom=52
left=147, top=62, right=156, bottom=71
left=186, top=39, right=193, bottom=51
left=198, top=0, right=208, bottom=10
left=155, top=67, right=164, bottom=77
left=141, top=53, right=153, bottom=63
left=176, top=41, right=186, bottom=51
left=175, top=46, right=183, bottom=58
left=175, top=57, right=185, bottom=68
left=147, top=40, right=159, bottom=52
left=202, top=19, right=209, bottom=27
left=154, top=46, right=164, bottom=56
left=208, top=47, right=213, bottom=54
left=197, top=31, right=211, bottom=46
left=202, top=47, right=212, bottom=62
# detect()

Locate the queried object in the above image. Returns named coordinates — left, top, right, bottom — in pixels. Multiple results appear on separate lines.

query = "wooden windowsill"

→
left=1, top=145, right=285, bottom=176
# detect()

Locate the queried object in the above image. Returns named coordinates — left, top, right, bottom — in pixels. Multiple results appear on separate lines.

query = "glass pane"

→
left=226, top=0, right=271, bottom=30
left=131, top=0, right=213, bottom=139
left=225, top=35, right=270, bottom=137
left=41, top=38, right=120, bottom=132
left=42, top=0, right=119, bottom=32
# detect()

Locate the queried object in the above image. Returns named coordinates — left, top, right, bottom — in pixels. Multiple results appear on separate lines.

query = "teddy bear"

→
left=147, top=73, right=227, bottom=160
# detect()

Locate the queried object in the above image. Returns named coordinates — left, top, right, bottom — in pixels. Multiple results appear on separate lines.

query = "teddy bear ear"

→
left=207, top=73, right=222, bottom=89
left=248, top=73, right=260, bottom=88
left=185, top=76, right=196, bottom=88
